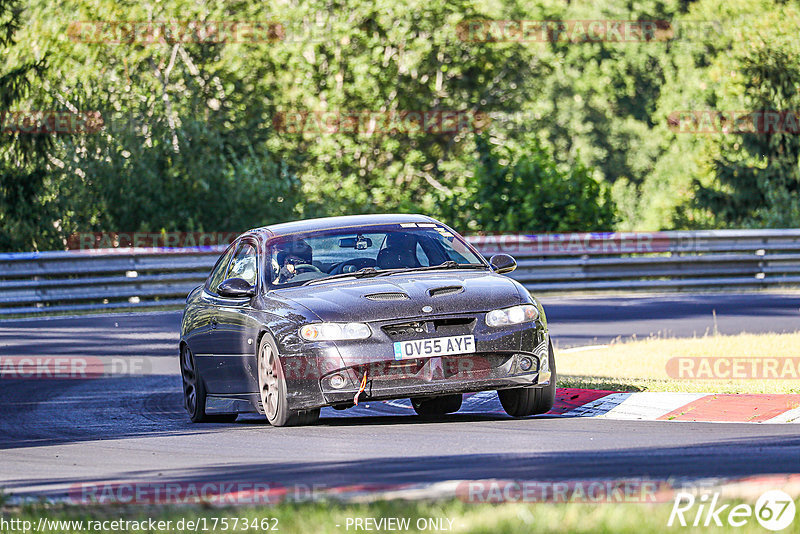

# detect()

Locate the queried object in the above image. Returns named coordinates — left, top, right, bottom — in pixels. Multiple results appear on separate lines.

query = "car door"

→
left=184, top=244, right=236, bottom=358
left=202, top=238, right=261, bottom=394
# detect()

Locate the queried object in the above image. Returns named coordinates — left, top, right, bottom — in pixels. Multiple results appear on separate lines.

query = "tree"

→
left=0, top=0, right=55, bottom=250
left=22, top=0, right=301, bottom=243
left=256, top=0, right=545, bottom=219
left=442, top=135, right=616, bottom=233
left=693, top=3, right=800, bottom=227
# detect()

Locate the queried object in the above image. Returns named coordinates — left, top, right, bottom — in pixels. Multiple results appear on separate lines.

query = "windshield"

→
left=267, top=223, right=485, bottom=287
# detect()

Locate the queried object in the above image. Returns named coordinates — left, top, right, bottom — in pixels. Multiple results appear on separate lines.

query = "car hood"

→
left=274, top=270, right=524, bottom=322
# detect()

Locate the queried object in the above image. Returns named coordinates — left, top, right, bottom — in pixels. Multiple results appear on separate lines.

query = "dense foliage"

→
left=442, top=135, right=616, bottom=233
left=0, top=0, right=798, bottom=251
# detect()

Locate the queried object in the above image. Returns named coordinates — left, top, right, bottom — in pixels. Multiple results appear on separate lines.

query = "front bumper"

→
left=280, top=313, right=550, bottom=410
left=321, top=349, right=551, bottom=406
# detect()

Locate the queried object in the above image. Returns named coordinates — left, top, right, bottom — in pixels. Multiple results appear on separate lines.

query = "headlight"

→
left=299, top=322, right=371, bottom=341
left=485, top=305, right=539, bottom=327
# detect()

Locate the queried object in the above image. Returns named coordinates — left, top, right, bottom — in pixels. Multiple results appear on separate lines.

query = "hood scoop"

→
left=428, top=285, right=464, bottom=297
left=363, top=292, right=410, bottom=301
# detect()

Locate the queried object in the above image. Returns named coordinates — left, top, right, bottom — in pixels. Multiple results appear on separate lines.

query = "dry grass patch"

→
left=557, top=332, right=800, bottom=394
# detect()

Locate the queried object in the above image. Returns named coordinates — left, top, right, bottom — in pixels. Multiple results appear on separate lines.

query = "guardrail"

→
left=1, top=229, right=799, bottom=316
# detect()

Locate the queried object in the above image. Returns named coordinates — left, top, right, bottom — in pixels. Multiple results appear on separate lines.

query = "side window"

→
left=207, top=246, right=236, bottom=294
left=228, top=242, right=258, bottom=285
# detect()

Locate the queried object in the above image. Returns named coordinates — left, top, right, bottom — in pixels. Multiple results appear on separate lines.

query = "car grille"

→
left=432, top=317, right=474, bottom=328
left=355, top=353, right=513, bottom=381
left=382, top=321, right=426, bottom=337
left=381, top=317, right=476, bottom=339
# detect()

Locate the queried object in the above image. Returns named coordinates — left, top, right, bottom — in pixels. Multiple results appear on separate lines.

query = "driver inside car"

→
left=278, top=255, right=307, bottom=283
left=273, top=240, right=314, bottom=284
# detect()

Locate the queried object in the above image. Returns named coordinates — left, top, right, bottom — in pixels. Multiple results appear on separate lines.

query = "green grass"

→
left=557, top=331, right=800, bottom=394
left=3, top=498, right=798, bottom=534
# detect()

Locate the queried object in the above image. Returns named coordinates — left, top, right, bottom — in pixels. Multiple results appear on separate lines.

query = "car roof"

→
left=249, top=214, right=439, bottom=238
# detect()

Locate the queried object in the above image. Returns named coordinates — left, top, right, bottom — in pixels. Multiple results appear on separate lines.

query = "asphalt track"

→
left=0, top=292, right=799, bottom=501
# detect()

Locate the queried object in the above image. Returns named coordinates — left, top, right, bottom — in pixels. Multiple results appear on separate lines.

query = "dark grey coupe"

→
left=180, top=214, right=556, bottom=426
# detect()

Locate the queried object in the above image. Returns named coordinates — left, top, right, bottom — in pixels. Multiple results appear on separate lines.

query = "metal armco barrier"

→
left=1, top=229, right=800, bottom=316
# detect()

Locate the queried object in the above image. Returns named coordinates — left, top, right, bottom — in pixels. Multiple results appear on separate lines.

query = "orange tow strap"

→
left=353, top=371, right=368, bottom=405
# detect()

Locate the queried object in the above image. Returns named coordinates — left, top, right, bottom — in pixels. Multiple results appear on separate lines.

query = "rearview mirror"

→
left=217, top=278, right=256, bottom=298
left=489, top=254, right=517, bottom=274
left=338, top=236, right=373, bottom=249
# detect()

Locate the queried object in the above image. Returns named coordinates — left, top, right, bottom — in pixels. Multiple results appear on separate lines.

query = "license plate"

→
left=393, top=335, right=476, bottom=361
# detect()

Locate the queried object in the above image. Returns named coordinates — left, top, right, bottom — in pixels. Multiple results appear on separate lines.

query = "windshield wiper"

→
left=375, top=261, right=487, bottom=276
left=302, top=262, right=487, bottom=285
left=301, top=267, right=381, bottom=286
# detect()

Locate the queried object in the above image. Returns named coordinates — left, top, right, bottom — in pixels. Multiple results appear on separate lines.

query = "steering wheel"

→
left=335, top=258, right=377, bottom=274
left=293, top=264, right=322, bottom=274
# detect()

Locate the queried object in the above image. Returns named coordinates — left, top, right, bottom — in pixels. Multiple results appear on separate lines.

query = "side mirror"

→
left=489, top=254, right=517, bottom=274
left=218, top=278, right=256, bottom=298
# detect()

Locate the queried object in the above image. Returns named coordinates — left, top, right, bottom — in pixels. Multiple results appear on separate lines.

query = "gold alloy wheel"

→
left=258, top=340, right=280, bottom=420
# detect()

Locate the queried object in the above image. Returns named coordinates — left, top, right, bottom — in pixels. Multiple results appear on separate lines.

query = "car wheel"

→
left=411, top=394, right=463, bottom=416
left=180, top=344, right=237, bottom=423
left=257, top=334, right=320, bottom=427
left=498, top=340, right=557, bottom=417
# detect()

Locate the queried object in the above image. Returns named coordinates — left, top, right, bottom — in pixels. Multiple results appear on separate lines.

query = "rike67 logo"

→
left=668, top=490, right=796, bottom=530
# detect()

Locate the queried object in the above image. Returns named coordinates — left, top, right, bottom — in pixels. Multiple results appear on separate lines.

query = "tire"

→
left=498, top=340, right=557, bottom=417
left=411, top=394, right=463, bottom=416
left=180, top=344, right=238, bottom=423
left=257, top=334, right=320, bottom=427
